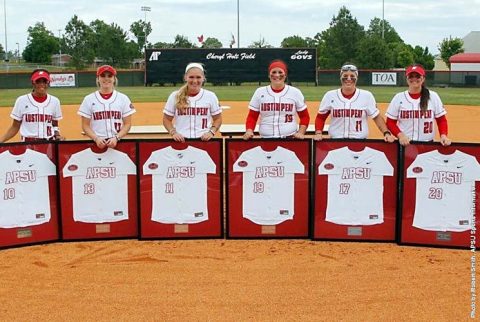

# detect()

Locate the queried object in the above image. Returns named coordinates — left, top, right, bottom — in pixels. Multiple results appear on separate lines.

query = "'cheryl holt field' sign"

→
left=145, top=48, right=317, bottom=85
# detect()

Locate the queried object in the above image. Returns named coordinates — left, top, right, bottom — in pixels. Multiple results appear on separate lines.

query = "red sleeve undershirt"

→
left=386, top=117, right=401, bottom=137
left=315, top=111, right=330, bottom=132
left=297, top=109, right=310, bottom=126
left=387, top=115, right=448, bottom=137
left=435, top=115, right=448, bottom=135
left=245, top=110, right=260, bottom=131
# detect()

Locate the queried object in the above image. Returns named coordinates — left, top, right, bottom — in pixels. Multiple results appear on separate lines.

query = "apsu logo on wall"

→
left=290, top=50, right=313, bottom=60
left=149, top=51, right=162, bottom=61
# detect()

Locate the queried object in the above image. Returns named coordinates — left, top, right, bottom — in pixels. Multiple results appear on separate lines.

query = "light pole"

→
left=15, top=42, right=18, bottom=62
left=58, top=29, right=62, bottom=66
left=381, top=0, right=385, bottom=39
left=237, top=0, right=240, bottom=48
left=3, top=0, right=7, bottom=61
left=141, top=6, right=151, bottom=50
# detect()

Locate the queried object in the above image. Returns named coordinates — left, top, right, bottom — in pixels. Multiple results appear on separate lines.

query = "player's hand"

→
left=243, top=130, right=254, bottom=141
left=384, top=133, right=395, bottom=143
left=94, top=137, right=107, bottom=149
left=440, top=134, right=452, bottom=146
left=172, top=132, right=185, bottom=142
left=201, top=131, right=214, bottom=141
left=313, top=133, right=323, bottom=141
left=397, top=133, right=410, bottom=146
left=106, top=136, right=119, bottom=148
left=53, top=133, right=65, bottom=141
left=293, top=131, right=305, bottom=139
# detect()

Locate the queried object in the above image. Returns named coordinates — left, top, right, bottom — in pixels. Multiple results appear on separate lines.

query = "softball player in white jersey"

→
left=243, top=60, right=310, bottom=139
left=386, top=64, right=451, bottom=146
left=79, top=65, right=136, bottom=149
left=0, top=69, right=63, bottom=143
left=163, top=63, right=222, bottom=142
left=314, top=63, right=394, bottom=142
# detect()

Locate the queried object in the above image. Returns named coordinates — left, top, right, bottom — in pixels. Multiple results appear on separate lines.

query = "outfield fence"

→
left=0, top=69, right=478, bottom=89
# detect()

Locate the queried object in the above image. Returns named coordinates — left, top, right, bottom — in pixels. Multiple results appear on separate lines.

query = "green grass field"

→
left=0, top=85, right=478, bottom=107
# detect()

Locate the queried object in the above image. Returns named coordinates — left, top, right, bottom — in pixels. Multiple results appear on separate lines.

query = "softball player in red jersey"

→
left=243, top=60, right=310, bottom=139
left=386, top=64, right=451, bottom=146
left=0, top=69, right=63, bottom=143
left=163, top=62, right=222, bottom=142
left=79, top=65, right=136, bottom=149
left=314, top=63, right=394, bottom=142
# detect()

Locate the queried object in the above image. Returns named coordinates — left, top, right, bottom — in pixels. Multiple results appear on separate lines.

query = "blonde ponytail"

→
left=174, top=83, right=189, bottom=111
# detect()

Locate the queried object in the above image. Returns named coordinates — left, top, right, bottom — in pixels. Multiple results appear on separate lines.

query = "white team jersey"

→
left=63, top=148, right=136, bottom=223
left=233, top=146, right=304, bottom=225
left=407, top=150, right=480, bottom=232
left=0, top=149, right=56, bottom=228
left=318, top=89, right=379, bottom=139
left=163, top=88, right=222, bottom=138
left=78, top=90, right=136, bottom=138
left=143, top=146, right=216, bottom=224
left=11, top=93, right=63, bottom=140
left=386, top=90, right=446, bottom=141
left=248, top=85, right=307, bottom=138
left=318, top=147, right=394, bottom=225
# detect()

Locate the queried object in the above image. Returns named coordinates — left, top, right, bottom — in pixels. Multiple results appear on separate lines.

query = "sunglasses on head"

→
left=341, top=64, right=358, bottom=72
left=407, top=73, right=422, bottom=79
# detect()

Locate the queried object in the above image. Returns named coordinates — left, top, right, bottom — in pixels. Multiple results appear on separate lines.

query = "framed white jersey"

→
left=143, top=146, right=216, bottom=224
left=407, top=150, right=480, bottom=232
left=0, top=149, right=56, bottom=228
left=318, top=147, right=394, bottom=225
left=233, top=146, right=304, bottom=225
left=62, top=148, right=136, bottom=223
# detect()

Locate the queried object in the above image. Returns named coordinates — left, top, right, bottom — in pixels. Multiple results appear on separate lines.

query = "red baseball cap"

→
left=96, top=65, right=117, bottom=76
left=31, top=70, right=50, bottom=83
left=406, top=65, right=426, bottom=77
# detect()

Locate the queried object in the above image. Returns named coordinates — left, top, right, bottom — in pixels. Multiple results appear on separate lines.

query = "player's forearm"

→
left=0, top=121, right=21, bottom=143
left=162, top=115, right=176, bottom=135
left=297, top=124, right=308, bottom=135
left=116, top=116, right=132, bottom=139
left=373, top=115, right=389, bottom=134
left=211, top=114, right=222, bottom=133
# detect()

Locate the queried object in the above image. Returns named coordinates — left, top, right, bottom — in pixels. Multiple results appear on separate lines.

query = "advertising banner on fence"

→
left=50, top=74, right=76, bottom=87
left=372, top=72, right=397, bottom=85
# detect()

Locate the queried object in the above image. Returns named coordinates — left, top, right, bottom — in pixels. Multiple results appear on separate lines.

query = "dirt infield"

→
left=0, top=102, right=477, bottom=320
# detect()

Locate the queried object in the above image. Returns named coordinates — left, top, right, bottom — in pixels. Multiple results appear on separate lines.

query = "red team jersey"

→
left=11, top=93, right=63, bottom=140
left=386, top=90, right=446, bottom=141
left=318, top=89, right=379, bottom=139
left=248, top=85, right=307, bottom=138
left=163, top=88, right=222, bottom=138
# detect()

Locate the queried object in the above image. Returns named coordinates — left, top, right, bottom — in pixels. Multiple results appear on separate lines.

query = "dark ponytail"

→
left=419, top=84, right=430, bottom=112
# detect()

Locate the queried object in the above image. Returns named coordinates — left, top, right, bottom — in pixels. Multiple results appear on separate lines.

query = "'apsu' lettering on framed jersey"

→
left=407, top=150, right=480, bottom=232
left=0, top=149, right=56, bottom=228
left=143, top=146, right=216, bottom=224
left=319, top=147, right=394, bottom=225
left=233, top=146, right=304, bottom=225
left=63, top=148, right=136, bottom=223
